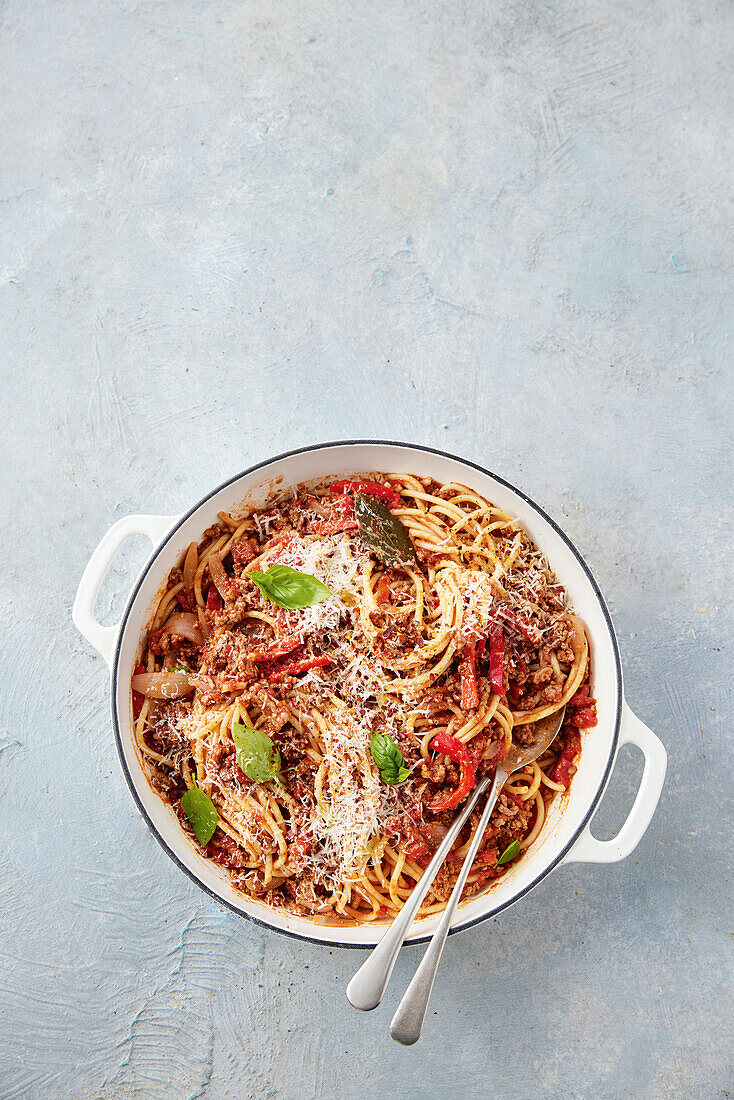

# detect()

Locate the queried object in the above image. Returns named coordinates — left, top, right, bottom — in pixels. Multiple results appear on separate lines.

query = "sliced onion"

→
left=162, top=612, right=203, bottom=647
left=308, top=497, right=332, bottom=518
left=208, top=551, right=230, bottom=599
left=131, top=671, right=193, bottom=699
left=183, top=541, right=198, bottom=593
left=569, top=613, right=587, bottom=661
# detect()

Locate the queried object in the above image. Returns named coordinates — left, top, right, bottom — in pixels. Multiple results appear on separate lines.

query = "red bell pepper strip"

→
left=250, top=634, right=302, bottom=662
left=459, top=645, right=479, bottom=710
left=488, top=624, right=505, bottom=694
left=428, top=732, right=477, bottom=813
left=328, top=479, right=400, bottom=508
left=206, top=584, right=223, bottom=611
left=132, top=665, right=146, bottom=720
left=552, top=731, right=582, bottom=788
left=268, top=654, right=332, bottom=681
left=308, top=495, right=358, bottom=535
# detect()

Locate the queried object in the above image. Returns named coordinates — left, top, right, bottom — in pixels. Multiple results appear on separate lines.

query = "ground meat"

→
left=195, top=629, right=261, bottom=697
left=427, top=863, right=456, bottom=901
left=276, top=724, right=309, bottom=762
left=201, top=523, right=227, bottom=543
left=531, top=663, right=555, bottom=688
left=374, top=621, right=423, bottom=659
left=146, top=761, right=186, bottom=800
left=513, top=724, right=537, bottom=746
left=491, top=793, right=534, bottom=843
left=546, top=615, right=574, bottom=663
left=218, top=751, right=248, bottom=786
left=420, top=759, right=446, bottom=783
left=539, top=682, right=562, bottom=704
left=231, top=536, right=259, bottom=568
left=205, top=833, right=250, bottom=870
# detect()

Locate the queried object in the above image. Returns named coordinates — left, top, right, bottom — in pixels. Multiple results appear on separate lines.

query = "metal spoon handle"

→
left=390, top=768, right=506, bottom=1045
left=346, top=772, right=493, bottom=1011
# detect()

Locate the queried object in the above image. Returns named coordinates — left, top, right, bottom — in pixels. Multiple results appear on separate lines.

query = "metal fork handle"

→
left=390, top=767, right=507, bottom=1045
left=346, top=772, right=494, bottom=1011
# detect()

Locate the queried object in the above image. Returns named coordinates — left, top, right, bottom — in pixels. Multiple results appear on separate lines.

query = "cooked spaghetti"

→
left=132, top=474, right=598, bottom=924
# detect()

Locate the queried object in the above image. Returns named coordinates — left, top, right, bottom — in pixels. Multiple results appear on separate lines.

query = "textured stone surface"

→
left=1, top=0, right=732, bottom=1097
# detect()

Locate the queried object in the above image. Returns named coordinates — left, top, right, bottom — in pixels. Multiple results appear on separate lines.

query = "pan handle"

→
left=563, top=703, right=666, bottom=864
left=73, top=514, right=179, bottom=668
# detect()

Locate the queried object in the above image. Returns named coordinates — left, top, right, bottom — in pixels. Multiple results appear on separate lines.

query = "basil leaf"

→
left=250, top=564, right=332, bottom=610
left=370, top=732, right=409, bottom=785
left=355, top=494, right=418, bottom=568
left=233, top=722, right=281, bottom=782
left=497, top=838, right=522, bottom=865
left=181, top=780, right=217, bottom=846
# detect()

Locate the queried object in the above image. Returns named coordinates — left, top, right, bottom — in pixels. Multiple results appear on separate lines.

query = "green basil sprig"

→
left=233, top=722, right=281, bottom=783
left=181, top=778, right=218, bottom=846
left=355, top=494, right=418, bottom=568
left=497, top=838, right=522, bottom=865
left=370, top=732, right=410, bottom=785
left=250, top=564, right=332, bottom=609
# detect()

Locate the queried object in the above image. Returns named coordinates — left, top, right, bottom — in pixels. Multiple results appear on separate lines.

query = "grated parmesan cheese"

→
left=260, top=533, right=367, bottom=641
left=310, top=708, right=381, bottom=881
left=454, top=567, right=497, bottom=644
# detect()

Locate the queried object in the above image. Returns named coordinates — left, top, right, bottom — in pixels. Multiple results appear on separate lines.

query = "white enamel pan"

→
left=73, top=441, right=667, bottom=947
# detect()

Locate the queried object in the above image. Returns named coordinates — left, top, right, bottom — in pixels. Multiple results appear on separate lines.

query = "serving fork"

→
left=346, top=708, right=566, bottom=1043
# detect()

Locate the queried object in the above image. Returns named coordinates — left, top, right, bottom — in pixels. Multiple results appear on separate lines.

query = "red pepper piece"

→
left=268, top=654, right=332, bottom=681
left=132, top=664, right=146, bottom=719
left=308, top=495, right=358, bottom=535
left=488, top=624, right=505, bottom=694
left=552, top=731, right=582, bottom=788
left=428, top=732, right=477, bottom=813
left=250, top=634, right=303, bottom=662
left=206, top=584, right=223, bottom=611
left=459, top=644, right=479, bottom=710
left=328, top=479, right=400, bottom=508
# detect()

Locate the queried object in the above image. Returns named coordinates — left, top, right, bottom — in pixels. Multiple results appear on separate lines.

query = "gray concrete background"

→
left=1, top=0, right=732, bottom=1097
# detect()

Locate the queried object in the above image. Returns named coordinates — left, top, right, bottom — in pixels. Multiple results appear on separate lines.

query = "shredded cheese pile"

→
left=312, top=707, right=382, bottom=881
left=259, top=533, right=367, bottom=640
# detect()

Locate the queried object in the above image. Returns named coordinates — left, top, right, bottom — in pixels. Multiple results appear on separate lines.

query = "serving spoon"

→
left=346, top=708, right=566, bottom=1036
